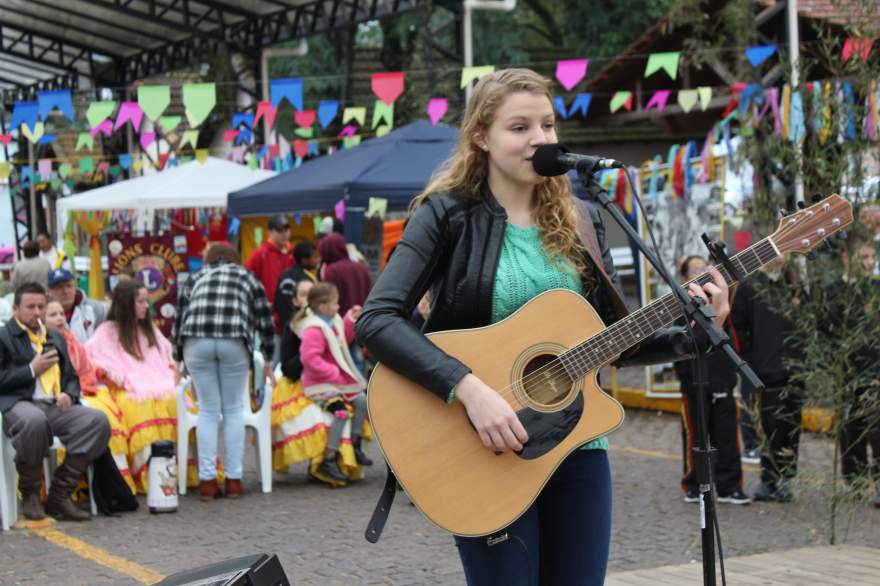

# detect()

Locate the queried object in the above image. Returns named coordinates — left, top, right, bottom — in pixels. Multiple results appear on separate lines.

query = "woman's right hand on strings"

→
left=455, top=373, right=529, bottom=453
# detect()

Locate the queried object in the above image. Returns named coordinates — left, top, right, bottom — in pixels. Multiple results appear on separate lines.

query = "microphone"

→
left=531, top=144, right=623, bottom=177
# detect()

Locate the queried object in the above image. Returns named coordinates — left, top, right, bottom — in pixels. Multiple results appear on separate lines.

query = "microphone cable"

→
left=620, top=167, right=728, bottom=586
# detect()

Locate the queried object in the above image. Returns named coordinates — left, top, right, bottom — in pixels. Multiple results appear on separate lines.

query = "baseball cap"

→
left=267, top=215, right=290, bottom=231
left=48, top=268, right=74, bottom=288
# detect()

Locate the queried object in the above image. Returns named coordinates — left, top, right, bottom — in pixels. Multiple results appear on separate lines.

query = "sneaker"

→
left=753, top=482, right=792, bottom=503
left=198, top=479, right=220, bottom=501
left=224, top=478, right=243, bottom=499
left=683, top=487, right=700, bottom=503
left=741, top=449, right=760, bottom=465
left=717, top=489, right=752, bottom=505
left=316, top=458, right=348, bottom=484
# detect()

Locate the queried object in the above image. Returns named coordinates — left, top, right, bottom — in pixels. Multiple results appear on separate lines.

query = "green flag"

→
left=372, top=100, right=394, bottom=129
left=86, top=101, right=117, bottom=128
left=138, top=85, right=170, bottom=121
left=644, top=52, right=680, bottom=80
left=182, top=83, right=216, bottom=127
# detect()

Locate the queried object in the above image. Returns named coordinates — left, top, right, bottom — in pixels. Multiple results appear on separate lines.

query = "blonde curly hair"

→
left=412, top=68, right=588, bottom=277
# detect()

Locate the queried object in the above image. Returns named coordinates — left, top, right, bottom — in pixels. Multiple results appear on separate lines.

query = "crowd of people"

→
left=1, top=219, right=877, bottom=527
left=676, top=239, right=879, bottom=508
left=0, top=214, right=375, bottom=523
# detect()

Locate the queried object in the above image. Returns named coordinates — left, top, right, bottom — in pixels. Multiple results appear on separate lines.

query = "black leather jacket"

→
left=356, top=187, right=698, bottom=402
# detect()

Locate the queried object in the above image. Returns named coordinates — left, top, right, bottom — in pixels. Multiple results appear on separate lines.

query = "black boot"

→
left=352, top=436, right=373, bottom=466
left=17, top=463, right=46, bottom=521
left=315, top=454, right=348, bottom=484
left=45, top=455, right=91, bottom=522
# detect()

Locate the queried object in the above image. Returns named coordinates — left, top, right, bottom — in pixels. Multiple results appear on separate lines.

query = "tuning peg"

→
left=823, top=238, right=837, bottom=250
left=797, top=201, right=806, bottom=209
left=838, top=230, right=848, bottom=240
left=806, top=251, right=817, bottom=261
left=778, top=208, right=789, bottom=218
left=811, top=193, right=823, bottom=203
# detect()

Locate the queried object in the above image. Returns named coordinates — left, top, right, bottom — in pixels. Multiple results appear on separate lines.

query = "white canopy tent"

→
left=56, top=157, right=276, bottom=235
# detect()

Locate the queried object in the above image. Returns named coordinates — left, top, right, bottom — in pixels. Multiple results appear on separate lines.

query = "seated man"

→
left=0, top=283, right=110, bottom=522
left=46, top=269, right=106, bottom=343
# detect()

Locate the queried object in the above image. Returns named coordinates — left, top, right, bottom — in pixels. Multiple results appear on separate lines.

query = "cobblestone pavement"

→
left=2, top=408, right=878, bottom=585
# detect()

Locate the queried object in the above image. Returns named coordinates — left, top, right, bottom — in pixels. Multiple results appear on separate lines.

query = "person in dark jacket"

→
left=274, top=240, right=320, bottom=329
left=355, top=68, right=730, bottom=586
left=0, top=283, right=110, bottom=522
left=318, top=233, right=371, bottom=317
left=676, top=256, right=748, bottom=504
left=819, top=237, right=879, bottom=498
left=730, top=256, right=804, bottom=502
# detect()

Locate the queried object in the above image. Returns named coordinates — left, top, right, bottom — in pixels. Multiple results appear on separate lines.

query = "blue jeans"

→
left=184, top=337, right=250, bottom=480
left=454, top=449, right=611, bottom=586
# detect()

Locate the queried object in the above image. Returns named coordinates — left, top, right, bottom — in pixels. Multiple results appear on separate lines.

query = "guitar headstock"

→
left=770, top=194, right=853, bottom=255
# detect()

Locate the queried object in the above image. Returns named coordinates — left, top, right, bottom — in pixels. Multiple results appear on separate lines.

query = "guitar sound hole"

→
left=521, top=353, right=573, bottom=409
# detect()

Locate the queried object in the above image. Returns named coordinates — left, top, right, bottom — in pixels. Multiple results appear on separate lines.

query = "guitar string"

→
left=504, top=239, right=772, bottom=401
left=483, top=239, right=776, bottom=405
left=507, top=205, right=843, bottom=403
left=490, top=239, right=772, bottom=405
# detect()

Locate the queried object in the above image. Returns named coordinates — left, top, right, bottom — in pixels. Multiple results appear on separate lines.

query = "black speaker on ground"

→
left=154, top=553, right=290, bottom=586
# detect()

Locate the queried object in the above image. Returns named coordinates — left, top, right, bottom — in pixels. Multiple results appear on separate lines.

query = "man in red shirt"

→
left=245, top=215, right=293, bottom=362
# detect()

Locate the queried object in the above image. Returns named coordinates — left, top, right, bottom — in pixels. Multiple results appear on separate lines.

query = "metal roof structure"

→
left=0, top=0, right=432, bottom=104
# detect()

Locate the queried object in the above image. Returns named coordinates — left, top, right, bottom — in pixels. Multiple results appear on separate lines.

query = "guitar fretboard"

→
left=557, top=238, right=779, bottom=380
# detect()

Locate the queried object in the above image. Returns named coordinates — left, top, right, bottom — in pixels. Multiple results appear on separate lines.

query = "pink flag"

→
left=371, top=72, right=405, bottom=105
left=96, top=161, right=111, bottom=175
left=0, top=134, right=12, bottom=146
left=139, top=132, right=156, bottom=151
left=294, top=109, right=316, bottom=128
left=90, top=119, right=113, bottom=138
left=842, top=38, right=874, bottom=62
left=293, top=139, right=309, bottom=159
left=338, top=125, right=357, bottom=138
left=645, top=90, right=671, bottom=111
left=335, top=199, right=346, bottom=221
left=426, top=98, right=448, bottom=126
left=254, top=101, right=277, bottom=130
left=114, top=102, right=144, bottom=131
left=223, top=130, right=239, bottom=143
left=555, top=59, right=589, bottom=91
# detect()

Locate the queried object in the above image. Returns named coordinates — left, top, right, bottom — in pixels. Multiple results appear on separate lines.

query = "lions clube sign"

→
left=108, top=233, right=187, bottom=336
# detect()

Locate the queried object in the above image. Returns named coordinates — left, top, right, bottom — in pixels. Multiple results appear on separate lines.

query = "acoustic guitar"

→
left=366, top=195, right=852, bottom=537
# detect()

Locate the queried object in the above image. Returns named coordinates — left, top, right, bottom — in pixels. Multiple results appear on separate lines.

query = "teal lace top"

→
left=450, top=222, right=608, bottom=452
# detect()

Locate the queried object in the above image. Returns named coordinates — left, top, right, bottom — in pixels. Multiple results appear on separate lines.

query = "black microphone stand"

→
left=576, top=163, right=764, bottom=586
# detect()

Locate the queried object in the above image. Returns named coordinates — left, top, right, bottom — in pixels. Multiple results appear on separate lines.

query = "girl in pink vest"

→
left=294, top=282, right=371, bottom=483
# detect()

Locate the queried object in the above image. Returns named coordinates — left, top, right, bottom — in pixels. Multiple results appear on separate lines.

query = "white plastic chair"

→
left=0, top=417, right=17, bottom=531
left=1, top=415, right=97, bottom=531
left=176, top=353, right=273, bottom=495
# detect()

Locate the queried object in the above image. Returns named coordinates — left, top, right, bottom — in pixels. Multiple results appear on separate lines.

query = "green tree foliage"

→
left=472, top=0, right=676, bottom=66
left=734, top=1, right=880, bottom=543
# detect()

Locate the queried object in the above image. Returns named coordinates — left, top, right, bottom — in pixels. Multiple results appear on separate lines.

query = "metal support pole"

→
left=260, top=41, right=309, bottom=148
left=463, top=1, right=517, bottom=103
left=787, top=0, right=805, bottom=204
left=27, top=139, right=38, bottom=237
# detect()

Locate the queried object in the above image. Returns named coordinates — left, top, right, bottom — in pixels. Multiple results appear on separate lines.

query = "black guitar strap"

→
left=364, top=462, right=398, bottom=543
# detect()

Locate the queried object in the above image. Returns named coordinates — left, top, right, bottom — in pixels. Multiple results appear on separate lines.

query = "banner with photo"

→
left=107, top=233, right=187, bottom=337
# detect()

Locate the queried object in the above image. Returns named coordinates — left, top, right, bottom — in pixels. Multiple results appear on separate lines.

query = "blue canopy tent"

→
left=227, top=120, right=459, bottom=216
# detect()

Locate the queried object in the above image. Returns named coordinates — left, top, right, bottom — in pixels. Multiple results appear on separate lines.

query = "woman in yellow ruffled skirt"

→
left=84, top=281, right=181, bottom=494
